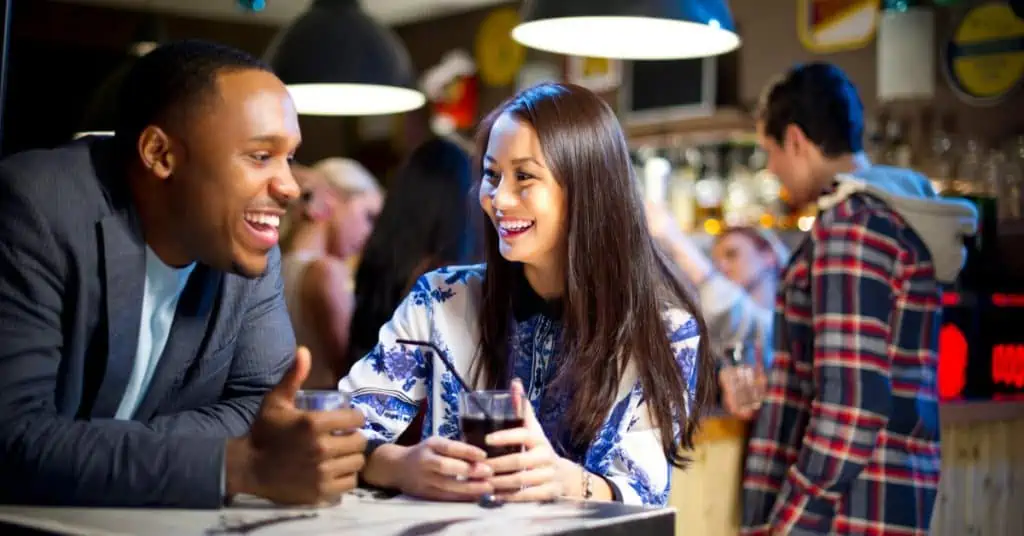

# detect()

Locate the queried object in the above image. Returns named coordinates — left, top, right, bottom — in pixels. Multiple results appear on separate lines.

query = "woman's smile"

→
left=496, top=216, right=535, bottom=240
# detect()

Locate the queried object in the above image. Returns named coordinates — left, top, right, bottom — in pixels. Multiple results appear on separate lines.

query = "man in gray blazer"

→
left=0, top=40, right=366, bottom=507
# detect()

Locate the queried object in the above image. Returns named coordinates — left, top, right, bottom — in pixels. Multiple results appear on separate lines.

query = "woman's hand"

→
left=395, top=436, right=495, bottom=501
left=482, top=379, right=566, bottom=502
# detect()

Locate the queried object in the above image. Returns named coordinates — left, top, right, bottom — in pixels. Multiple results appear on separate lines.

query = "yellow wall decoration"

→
left=797, top=0, right=881, bottom=54
left=474, top=7, right=526, bottom=87
left=943, top=1, right=1024, bottom=105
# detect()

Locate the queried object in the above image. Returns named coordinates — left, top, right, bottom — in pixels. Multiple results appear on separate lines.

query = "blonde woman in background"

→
left=314, top=158, right=385, bottom=272
left=281, top=158, right=383, bottom=389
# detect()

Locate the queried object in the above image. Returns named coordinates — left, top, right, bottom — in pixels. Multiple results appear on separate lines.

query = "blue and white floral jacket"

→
left=337, top=264, right=701, bottom=506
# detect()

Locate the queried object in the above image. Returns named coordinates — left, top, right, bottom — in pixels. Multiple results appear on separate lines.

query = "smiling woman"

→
left=478, top=115, right=566, bottom=298
left=339, top=82, right=715, bottom=508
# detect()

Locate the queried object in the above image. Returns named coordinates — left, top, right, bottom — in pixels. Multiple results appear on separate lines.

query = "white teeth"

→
left=244, top=213, right=280, bottom=229
left=499, top=220, right=533, bottom=231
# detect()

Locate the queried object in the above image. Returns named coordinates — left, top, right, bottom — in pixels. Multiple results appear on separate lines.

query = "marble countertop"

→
left=0, top=491, right=675, bottom=536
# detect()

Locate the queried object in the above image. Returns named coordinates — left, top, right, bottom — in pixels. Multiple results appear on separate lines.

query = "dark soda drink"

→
left=460, top=415, right=524, bottom=458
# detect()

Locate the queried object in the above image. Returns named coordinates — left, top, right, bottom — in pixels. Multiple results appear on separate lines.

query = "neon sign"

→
left=992, top=344, right=1024, bottom=388
left=938, top=323, right=968, bottom=399
left=992, top=294, right=1024, bottom=307
left=935, top=293, right=1024, bottom=399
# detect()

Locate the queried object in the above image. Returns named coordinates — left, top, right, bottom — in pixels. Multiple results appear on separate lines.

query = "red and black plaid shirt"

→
left=741, top=188, right=942, bottom=535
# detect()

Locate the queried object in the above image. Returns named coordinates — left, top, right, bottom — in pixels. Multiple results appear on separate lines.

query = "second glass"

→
left=293, top=390, right=352, bottom=507
left=721, top=343, right=767, bottom=414
left=295, top=390, right=350, bottom=411
left=459, top=390, right=526, bottom=458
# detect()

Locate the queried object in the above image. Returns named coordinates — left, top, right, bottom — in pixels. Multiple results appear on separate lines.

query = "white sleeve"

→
left=337, top=277, right=434, bottom=443
left=593, top=309, right=701, bottom=506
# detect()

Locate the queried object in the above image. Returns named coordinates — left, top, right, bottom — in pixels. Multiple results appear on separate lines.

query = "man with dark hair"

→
left=741, top=62, right=977, bottom=535
left=0, top=40, right=366, bottom=507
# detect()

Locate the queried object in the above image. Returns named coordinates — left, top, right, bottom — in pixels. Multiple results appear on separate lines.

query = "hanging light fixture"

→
left=264, top=0, right=426, bottom=116
left=511, top=0, right=741, bottom=60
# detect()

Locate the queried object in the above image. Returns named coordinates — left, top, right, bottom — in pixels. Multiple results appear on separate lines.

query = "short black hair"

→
left=757, top=62, right=865, bottom=157
left=114, top=39, right=271, bottom=153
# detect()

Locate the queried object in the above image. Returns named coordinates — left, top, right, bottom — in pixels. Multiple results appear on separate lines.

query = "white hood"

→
left=817, top=166, right=978, bottom=284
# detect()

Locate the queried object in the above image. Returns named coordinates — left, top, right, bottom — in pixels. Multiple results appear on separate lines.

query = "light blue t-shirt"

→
left=114, top=247, right=195, bottom=420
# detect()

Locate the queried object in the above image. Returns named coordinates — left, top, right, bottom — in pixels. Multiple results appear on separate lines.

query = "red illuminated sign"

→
left=936, top=294, right=1024, bottom=399
left=938, top=323, right=967, bottom=399
left=992, top=344, right=1024, bottom=388
left=992, top=294, right=1024, bottom=307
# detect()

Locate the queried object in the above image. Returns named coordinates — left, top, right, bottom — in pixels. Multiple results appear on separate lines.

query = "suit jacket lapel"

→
left=133, top=266, right=222, bottom=420
left=90, top=214, right=146, bottom=418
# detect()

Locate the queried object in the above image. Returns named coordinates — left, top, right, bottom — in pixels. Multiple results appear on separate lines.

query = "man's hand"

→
left=719, top=364, right=767, bottom=421
left=226, top=347, right=367, bottom=505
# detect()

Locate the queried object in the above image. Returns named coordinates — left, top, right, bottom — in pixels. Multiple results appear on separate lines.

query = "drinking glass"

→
left=295, top=390, right=350, bottom=411
left=720, top=343, right=767, bottom=417
left=293, top=390, right=352, bottom=507
left=459, top=390, right=526, bottom=458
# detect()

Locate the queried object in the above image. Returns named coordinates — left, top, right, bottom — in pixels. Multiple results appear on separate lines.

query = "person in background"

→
left=0, top=40, right=366, bottom=508
left=347, top=137, right=478, bottom=369
left=710, top=227, right=788, bottom=316
left=280, top=158, right=381, bottom=389
left=346, top=138, right=478, bottom=447
left=742, top=62, right=977, bottom=535
left=281, top=157, right=382, bottom=269
left=289, top=161, right=321, bottom=188
left=314, top=157, right=384, bottom=269
left=647, top=203, right=787, bottom=418
left=339, top=83, right=714, bottom=506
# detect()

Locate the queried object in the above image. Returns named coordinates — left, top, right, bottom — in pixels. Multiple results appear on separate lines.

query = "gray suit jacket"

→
left=0, top=137, right=295, bottom=507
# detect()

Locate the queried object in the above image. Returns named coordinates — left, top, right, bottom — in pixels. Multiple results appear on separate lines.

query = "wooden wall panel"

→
left=672, top=410, right=1024, bottom=535
left=931, top=416, right=1024, bottom=535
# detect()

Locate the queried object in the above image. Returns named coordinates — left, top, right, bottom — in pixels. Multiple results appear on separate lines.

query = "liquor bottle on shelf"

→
left=865, top=114, right=886, bottom=165
left=749, top=147, right=783, bottom=229
left=723, top=143, right=758, bottom=227
left=774, top=187, right=799, bottom=231
left=881, top=116, right=913, bottom=168
left=949, top=137, right=996, bottom=290
left=923, top=111, right=956, bottom=194
left=667, top=145, right=698, bottom=233
left=694, top=146, right=725, bottom=234
left=773, top=186, right=819, bottom=232
left=641, top=147, right=671, bottom=205
left=985, top=148, right=1023, bottom=222
left=1002, top=135, right=1024, bottom=221
left=954, top=137, right=985, bottom=196
left=631, top=146, right=653, bottom=198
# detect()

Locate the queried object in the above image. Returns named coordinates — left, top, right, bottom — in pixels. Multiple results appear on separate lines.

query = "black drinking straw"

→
left=396, top=339, right=507, bottom=509
left=394, top=339, right=493, bottom=421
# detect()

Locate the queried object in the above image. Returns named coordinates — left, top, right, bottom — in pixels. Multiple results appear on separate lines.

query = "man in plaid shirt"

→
left=741, top=63, right=978, bottom=535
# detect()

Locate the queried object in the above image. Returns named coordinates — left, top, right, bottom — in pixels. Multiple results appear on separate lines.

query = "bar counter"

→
left=670, top=399, right=1024, bottom=535
left=0, top=493, right=675, bottom=535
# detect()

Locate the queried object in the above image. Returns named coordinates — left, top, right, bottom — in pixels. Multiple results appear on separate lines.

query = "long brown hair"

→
left=471, top=83, right=715, bottom=467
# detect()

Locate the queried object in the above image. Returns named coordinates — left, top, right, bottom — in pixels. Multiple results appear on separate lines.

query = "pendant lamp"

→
left=264, top=0, right=426, bottom=116
left=512, top=0, right=741, bottom=60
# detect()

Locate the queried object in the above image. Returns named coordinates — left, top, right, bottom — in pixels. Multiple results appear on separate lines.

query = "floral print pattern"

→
left=337, top=265, right=701, bottom=507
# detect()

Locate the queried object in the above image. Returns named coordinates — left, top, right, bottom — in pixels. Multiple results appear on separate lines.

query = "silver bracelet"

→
left=581, top=467, right=593, bottom=500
